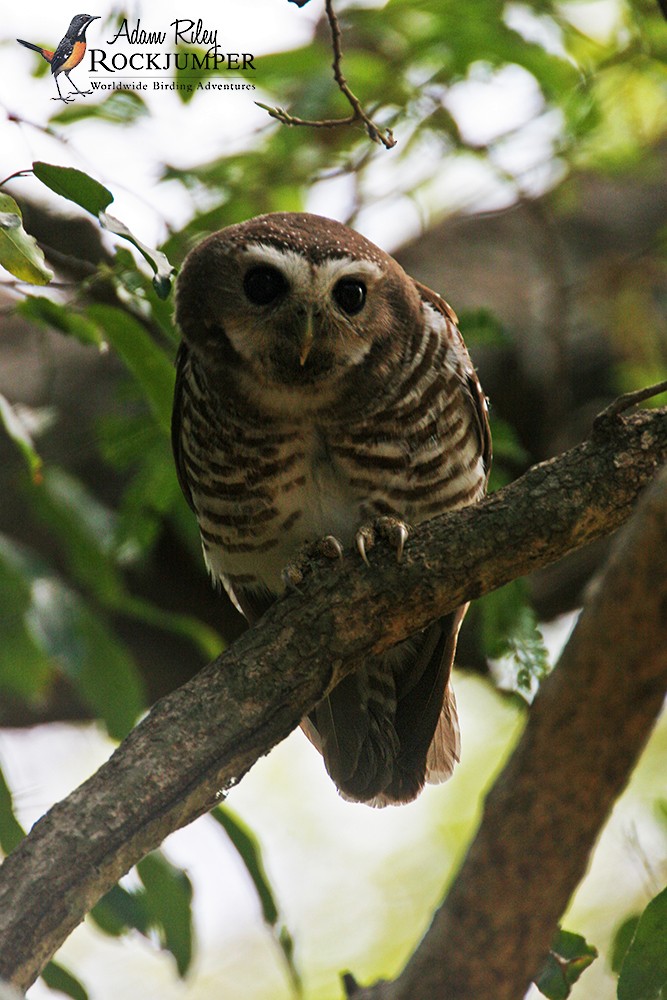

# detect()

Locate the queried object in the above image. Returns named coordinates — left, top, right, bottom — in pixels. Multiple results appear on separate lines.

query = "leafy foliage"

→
left=0, top=767, right=25, bottom=856
left=29, top=162, right=175, bottom=297
left=91, top=853, right=194, bottom=977
left=40, top=962, right=89, bottom=1000
left=50, top=90, right=149, bottom=125
left=32, top=162, right=114, bottom=216
left=211, top=805, right=302, bottom=994
left=478, top=579, right=551, bottom=700
left=535, top=929, right=598, bottom=999
left=0, top=394, right=43, bottom=483
left=616, top=888, right=667, bottom=1000
left=0, top=193, right=52, bottom=284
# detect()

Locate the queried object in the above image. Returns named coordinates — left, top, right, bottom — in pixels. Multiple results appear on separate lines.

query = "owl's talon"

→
left=281, top=534, right=345, bottom=589
left=321, top=534, right=344, bottom=561
left=395, top=523, right=409, bottom=562
left=355, top=526, right=373, bottom=566
left=281, top=563, right=305, bottom=590
left=355, top=516, right=410, bottom=565
left=357, top=535, right=370, bottom=567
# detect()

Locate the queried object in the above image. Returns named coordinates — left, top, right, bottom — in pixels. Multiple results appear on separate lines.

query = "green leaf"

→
left=27, top=578, right=145, bottom=740
left=90, top=883, right=151, bottom=938
left=212, top=805, right=279, bottom=925
left=655, top=798, right=667, bottom=832
left=108, top=247, right=180, bottom=344
left=0, top=765, right=26, bottom=855
left=488, top=415, right=530, bottom=490
left=0, top=193, right=53, bottom=285
left=17, top=296, right=103, bottom=347
left=29, top=462, right=220, bottom=662
left=479, top=579, right=550, bottom=699
left=458, top=308, right=510, bottom=347
left=611, top=915, right=641, bottom=975
left=93, top=855, right=198, bottom=978
left=99, top=213, right=175, bottom=298
left=0, top=509, right=144, bottom=739
left=212, top=805, right=302, bottom=993
left=50, top=90, right=149, bottom=125
left=32, top=162, right=113, bottom=215
left=41, top=960, right=89, bottom=1000
left=30, top=467, right=122, bottom=604
left=535, top=928, right=598, bottom=999
left=137, top=853, right=194, bottom=977
left=0, top=392, right=43, bottom=482
left=85, top=305, right=175, bottom=435
left=0, top=537, right=54, bottom=700
left=30, top=163, right=173, bottom=297
left=617, top=887, right=667, bottom=1000
left=174, top=47, right=211, bottom=103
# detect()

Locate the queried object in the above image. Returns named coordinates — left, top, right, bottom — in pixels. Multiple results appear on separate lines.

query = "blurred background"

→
left=0, top=1, right=666, bottom=997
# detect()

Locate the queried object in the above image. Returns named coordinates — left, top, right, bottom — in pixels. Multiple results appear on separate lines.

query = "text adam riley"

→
left=87, top=17, right=255, bottom=74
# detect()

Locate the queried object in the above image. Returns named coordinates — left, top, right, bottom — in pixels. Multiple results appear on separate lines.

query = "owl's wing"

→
left=413, top=280, right=493, bottom=479
left=423, top=605, right=467, bottom=784
left=388, top=608, right=464, bottom=798
left=173, top=343, right=277, bottom=626
left=171, top=342, right=196, bottom=513
left=307, top=610, right=464, bottom=806
left=225, top=582, right=275, bottom=624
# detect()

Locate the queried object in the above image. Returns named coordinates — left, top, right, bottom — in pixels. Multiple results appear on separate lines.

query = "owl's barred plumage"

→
left=172, top=212, right=491, bottom=806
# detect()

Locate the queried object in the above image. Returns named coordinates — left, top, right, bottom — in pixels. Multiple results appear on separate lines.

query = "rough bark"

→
left=373, top=458, right=667, bottom=1000
left=0, top=405, right=665, bottom=991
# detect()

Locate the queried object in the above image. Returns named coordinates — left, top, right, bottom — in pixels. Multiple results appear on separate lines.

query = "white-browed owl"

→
left=172, top=212, right=491, bottom=806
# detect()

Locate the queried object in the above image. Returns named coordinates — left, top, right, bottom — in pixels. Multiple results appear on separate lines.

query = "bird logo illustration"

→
left=17, top=14, right=100, bottom=103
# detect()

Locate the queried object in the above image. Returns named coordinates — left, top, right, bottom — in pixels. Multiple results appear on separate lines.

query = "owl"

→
left=172, top=212, right=491, bottom=806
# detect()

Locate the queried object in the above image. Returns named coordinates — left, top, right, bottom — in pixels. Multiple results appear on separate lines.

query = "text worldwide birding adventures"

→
left=172, top=212, right=491, bottom=807
left=17, top=13, right=99, bottom=103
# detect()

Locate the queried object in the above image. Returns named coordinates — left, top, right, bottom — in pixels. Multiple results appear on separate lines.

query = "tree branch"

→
left=0, top=406, right=666, bottom=990
left=370, top=453, right=667, bottom=1000
left=259, top=0, right=397, bottom=148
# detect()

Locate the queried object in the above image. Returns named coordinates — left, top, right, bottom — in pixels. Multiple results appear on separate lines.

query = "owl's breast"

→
left=193, top=423, right=366, bottom=597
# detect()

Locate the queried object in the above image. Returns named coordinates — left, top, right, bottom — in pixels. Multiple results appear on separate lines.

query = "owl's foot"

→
left=281, top=534, right=344, bottom=589
left=355, top=516, right=410, bottom=566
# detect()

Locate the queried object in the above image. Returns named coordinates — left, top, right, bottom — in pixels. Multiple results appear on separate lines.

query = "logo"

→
left=17, top=14, right=100, bottom=103
left=17, top=14, right=257, bottom=101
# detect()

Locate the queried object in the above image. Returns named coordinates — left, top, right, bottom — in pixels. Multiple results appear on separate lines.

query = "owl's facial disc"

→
left=225, top=245, right=383, bottom=384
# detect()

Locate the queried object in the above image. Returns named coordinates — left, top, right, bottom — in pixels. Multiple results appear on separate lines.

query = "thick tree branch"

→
left=364, top=454, right=667, bottom=1000
left=0, top=406, right=666, bottom=990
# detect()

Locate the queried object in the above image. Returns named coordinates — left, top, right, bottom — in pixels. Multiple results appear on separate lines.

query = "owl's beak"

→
left=299, top=312, right=314, bottom=366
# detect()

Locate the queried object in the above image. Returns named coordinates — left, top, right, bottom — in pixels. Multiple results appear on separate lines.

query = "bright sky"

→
left=1, top=1, right=322, bottom=246
left=0, top=0, right=578, bottom=253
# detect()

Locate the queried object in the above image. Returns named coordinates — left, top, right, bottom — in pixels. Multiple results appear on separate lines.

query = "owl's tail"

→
left=301, top=607, right=466, bottom=806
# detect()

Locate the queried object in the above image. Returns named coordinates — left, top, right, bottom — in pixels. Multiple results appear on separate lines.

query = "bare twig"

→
left=0, top=169, right=33, bottom=188
left=594, top=377, right=667, bottom=425
left=259, top=0, right=396, bottom=148
left=5, top=112, right=64, bottom=142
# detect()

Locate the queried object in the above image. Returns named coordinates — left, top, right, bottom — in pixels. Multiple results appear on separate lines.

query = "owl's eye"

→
left=333, top=277, right=366, bottom=316
left=243, top=265, right=288, bottom=306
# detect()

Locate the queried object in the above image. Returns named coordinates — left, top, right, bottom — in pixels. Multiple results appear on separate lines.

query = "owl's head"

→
left=175, top=213, right=422, bottom=396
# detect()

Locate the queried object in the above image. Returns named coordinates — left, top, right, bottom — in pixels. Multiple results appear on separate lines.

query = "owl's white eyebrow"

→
left=240, top=244, right=384, bottom=291
left=316, top=257, right=383, bottom=285
left=241, top=244, right=309, bottom=283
